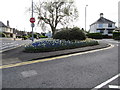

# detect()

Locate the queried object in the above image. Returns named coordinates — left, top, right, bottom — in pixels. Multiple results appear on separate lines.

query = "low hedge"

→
left=86, top=33, right=102, bottom=39
left=22, top=36, right=28, bottom=40
left=39, top=35, right=48, bottom=38
left=102, top=35, right=112, bottom=39
left=113, top=32, right=120, bottom=40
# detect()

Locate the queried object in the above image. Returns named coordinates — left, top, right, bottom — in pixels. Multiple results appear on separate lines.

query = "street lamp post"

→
left=85, top=5, right=88, bottom=31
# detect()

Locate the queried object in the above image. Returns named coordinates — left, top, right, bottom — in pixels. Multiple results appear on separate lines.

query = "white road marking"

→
left=0, top=44, right=24, bottom=53
left=21, top=70, right=37, bottom=78
left=92, top=73, right=120, bottom=90
left=108, top=85, right=120, bottom=89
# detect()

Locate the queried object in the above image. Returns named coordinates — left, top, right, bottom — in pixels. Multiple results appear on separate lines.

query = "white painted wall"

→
left=90, top=24, right=97, bottom=33
left=90, top=23, right=115, bottom=35
left=96, top=23, right=115, bottom=28
left=0, top=27, right=6, bottom=32
left=0, top=27, right=2, bottom=32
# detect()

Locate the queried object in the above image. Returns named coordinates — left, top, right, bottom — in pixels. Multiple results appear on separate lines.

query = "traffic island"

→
left=2, top=42, right=110, bottom=65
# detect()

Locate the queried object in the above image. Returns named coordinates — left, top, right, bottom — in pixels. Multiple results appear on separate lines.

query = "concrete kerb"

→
left=1, top=42, right=112, bottom=67
left=0, top=43, right=113, bottom=69
left=30, top=43, right=110, bottom=61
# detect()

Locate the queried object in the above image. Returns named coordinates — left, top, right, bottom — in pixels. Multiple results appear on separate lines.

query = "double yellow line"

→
left=0, top=44, right=114, bottom=69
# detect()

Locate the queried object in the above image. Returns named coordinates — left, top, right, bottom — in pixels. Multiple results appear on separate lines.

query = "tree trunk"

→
left=50, top=26, right=56, bottom=37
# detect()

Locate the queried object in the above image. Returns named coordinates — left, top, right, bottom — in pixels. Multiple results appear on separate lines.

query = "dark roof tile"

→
left=0, top=21, right=7, bottom=27
left=90, top=17, right=115, bottom=26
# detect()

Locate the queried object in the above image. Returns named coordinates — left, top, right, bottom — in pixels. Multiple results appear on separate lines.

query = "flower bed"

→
left=24, top=39, right=99, bottom=53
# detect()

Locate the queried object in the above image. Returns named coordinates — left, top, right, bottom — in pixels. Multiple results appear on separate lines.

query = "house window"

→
left=100, top=30, right=104, bottom=33
left=108, top=30, right=113, bottom=34
left=99, top=24, right=103, bottom=28
left=108, top=23, right=112, bottom=27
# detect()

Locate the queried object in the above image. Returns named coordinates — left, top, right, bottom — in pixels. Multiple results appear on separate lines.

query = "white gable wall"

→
left=90, top=24, right=97, bottom=33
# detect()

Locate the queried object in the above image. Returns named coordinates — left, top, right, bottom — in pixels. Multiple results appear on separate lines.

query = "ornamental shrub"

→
left=39, top=35, right=48, bottom=38
left=0, top=33, right=6, bottom=37
left=22, top=36, right=28, bottom=40
left=113, top=32, right=120, bottom=40
left=86, top=33, right=102, bottom=39
left=53, top=27, right=86, bottom=40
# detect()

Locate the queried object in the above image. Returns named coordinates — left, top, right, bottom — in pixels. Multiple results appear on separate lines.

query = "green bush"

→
left=102, top=35, right=112, bottom=39
left=0, top=32, right=6, bottom=37
left=86, top=33, right=102, bottom=39
left=22, top=36, right=28, bottom=40
left=16, top=36, right=22, bottom=38
left=113, top=32, right=120, bottom=40
left=39, top=35, right=48, bottom=38
left=53, top=27, right=86, bottom=40
left=28, top=34, right=38, bottom=39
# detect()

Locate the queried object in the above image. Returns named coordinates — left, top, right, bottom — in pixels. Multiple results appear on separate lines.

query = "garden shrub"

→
left=16, top=36, right=22, bottom=38
left=22, top=36, right=28, bottom=40
left=113, top=32, right=120, bottom=40
left=102, top=35, right=112, bottom=39
left=86, top=33, right=102, bottom=39
left=53, top=27, right=86, bottom=40
left=0, top=33, right=6, bottom=37
left=39, top=35, right=48, bottom=38
left=102, top=35, right=108, bottom=38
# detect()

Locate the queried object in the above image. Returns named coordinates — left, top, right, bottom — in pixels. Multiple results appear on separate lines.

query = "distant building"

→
left=0, top=21, right=15, bottom=37
left=90, top=13, right=116, bottom=36
left=45, top=31, right=52, bottom=38
left=0, top=21, right=28, bottom=38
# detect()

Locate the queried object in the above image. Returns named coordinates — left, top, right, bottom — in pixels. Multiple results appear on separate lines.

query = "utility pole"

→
left=85, top=5, right=88, bottom=31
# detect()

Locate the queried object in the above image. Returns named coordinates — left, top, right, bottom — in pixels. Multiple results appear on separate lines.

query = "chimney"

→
left=7, top=20, right=9, bottom=27
left=100, top=13, right=103, bottom=17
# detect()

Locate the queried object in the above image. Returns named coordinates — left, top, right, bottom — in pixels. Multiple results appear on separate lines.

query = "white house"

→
left=0, top=21, right=15, bottom=37
left=89, top=13, right=116, bottom=36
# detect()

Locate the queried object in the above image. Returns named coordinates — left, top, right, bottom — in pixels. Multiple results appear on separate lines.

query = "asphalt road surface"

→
left=1, top=39, right=120, bottom=89
left=0, top=38, right=32, bottom=52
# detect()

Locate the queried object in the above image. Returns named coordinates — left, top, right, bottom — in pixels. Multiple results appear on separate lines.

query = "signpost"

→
left=30, top=0, right=35, bottom=42
left=30, top=17, right=35, bottom=23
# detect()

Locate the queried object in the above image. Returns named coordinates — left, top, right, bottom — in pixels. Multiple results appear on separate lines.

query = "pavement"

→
left=1, top=42, right=110, bottom=65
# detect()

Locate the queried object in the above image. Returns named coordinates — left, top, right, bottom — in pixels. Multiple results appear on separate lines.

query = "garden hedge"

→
left=113, top=32, right=120, bottom=40
left=86, top=33, right=102, bottom=39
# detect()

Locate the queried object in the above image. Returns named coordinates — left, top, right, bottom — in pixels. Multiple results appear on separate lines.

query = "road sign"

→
left=31, top=23, right=35, bottom=27
left=30, top=17, right=35, bottom=23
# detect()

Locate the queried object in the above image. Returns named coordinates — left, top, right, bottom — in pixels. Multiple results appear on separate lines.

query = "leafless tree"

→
left=33, top=0, right=79, bottom=35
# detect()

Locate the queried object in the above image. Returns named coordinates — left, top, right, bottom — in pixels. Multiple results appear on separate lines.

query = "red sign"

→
left=30, top=17, right=35, bottom=23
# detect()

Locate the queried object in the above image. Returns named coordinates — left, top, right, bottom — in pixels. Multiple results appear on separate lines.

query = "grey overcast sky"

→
left=0, top=0, right=119, bottom=33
